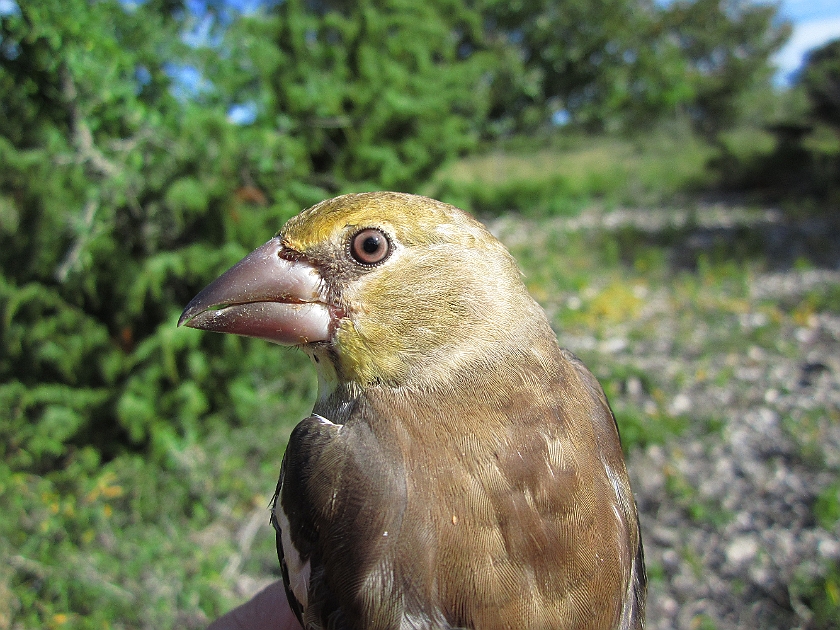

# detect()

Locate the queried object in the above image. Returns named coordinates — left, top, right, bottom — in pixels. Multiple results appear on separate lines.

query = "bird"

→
left=179, top=192, right=646, bottom=630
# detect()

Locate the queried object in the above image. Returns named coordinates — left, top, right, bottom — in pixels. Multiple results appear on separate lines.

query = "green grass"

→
left=791, top=560, right=840, bottom=630
left=2, top=348, right=315, bottom=629
left=425, top=128, right=716, bottom=216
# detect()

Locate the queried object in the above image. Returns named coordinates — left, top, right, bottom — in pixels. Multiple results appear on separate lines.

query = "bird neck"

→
left=306, top=312, right=563, bottom=427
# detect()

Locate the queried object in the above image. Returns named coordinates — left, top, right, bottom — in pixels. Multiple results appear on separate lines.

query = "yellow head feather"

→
left=279, top=192, right=552, bottom=388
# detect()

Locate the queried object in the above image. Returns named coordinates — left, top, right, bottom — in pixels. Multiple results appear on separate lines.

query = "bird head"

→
left=179, top=192, right=553, bottom=392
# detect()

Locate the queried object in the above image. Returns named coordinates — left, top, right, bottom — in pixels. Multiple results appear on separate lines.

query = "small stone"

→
left=660, top=596, right=679, bottom=616
left=662, top=549, right=681, bottom=572
left=669, top=393, right=692, bottom=416
left=651, top=525, right=680, bottom=547
left=818, top=538, right=840, bottom=559
left=726, top=536, right=759, bottom=566
left=795, top=327, right=816, bottom=343
left=748, top=344, right=766, bottom=360
left=600, top=337, right=628, bottom=353
left=627, top=376, right=643, bottom=398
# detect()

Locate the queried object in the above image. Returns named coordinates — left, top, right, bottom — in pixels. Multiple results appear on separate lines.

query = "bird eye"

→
left=349, top=228, right=391, bottom=265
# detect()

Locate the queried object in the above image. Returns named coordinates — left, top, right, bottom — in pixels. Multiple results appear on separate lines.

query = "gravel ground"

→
left=494, top=206, right=840, bottom=629
left=628, top=301, right=840, bottom=630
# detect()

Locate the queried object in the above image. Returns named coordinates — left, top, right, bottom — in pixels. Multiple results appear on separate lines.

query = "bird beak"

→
left=178, top=237, right=331, bottom=345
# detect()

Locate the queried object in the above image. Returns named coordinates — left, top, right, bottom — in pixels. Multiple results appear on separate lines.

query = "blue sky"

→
left=775, top=0, right=840, bottom=82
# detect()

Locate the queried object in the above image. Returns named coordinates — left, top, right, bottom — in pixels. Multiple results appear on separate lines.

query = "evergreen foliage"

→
left=801, top=39, right=840, bottom=132
left=481, top=0, right=694, bottom=131
left=659, top=0, right=791, bottom=137
left=0, top=0, right=307, bottom=472
left=211, top=0, right=493, bottom=190
left=711, top=38, right=840, bottom=204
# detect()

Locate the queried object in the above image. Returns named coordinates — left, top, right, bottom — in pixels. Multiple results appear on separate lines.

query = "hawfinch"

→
left=180, top=192, right=645, bottom=630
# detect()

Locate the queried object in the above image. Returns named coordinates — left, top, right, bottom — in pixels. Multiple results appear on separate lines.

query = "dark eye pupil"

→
left=350, top=228, right=391, bottom=264
left=362, top=236, right=381, bottom=254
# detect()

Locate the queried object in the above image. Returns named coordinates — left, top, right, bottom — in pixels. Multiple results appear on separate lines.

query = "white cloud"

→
left=774, top=16, right=840, bottom=83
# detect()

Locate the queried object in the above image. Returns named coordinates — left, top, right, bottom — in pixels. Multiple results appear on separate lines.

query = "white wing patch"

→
left=603, top=459, right=638, bottom=630
left=277, top=501, right=311, bottom=609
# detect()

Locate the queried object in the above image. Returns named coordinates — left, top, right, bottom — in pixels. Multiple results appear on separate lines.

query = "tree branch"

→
left=59, top=64, right=120, bottom=178
left=55, top=199, right=98, bottom=282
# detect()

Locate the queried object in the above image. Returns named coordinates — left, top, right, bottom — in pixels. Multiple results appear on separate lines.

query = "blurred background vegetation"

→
left=1, top=0, right=839, bottom=627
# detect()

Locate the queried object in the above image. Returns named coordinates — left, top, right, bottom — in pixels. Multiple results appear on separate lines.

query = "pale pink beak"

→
left=178, top=237, right=331, bottom=345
